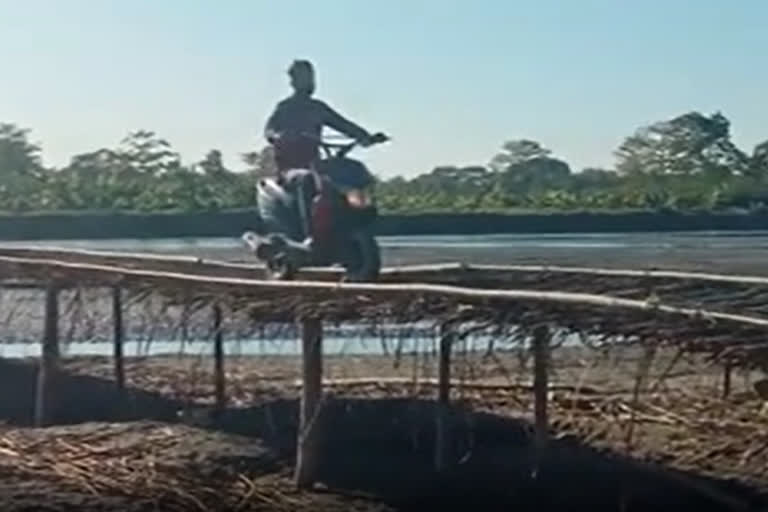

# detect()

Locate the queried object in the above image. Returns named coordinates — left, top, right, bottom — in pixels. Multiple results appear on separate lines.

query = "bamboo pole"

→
left=213, top=303, right=226, bottom=411
left=294, top=317, right=324, bottom=489
left=112, top=286, right=125, bottom=392
left=435, top=327, right=454, bottom=472
left=1, top=254, right=768, bottom=328
left=5, top=246, right=768, bottom=288
left=532, top=324, right=550, bottom=476
left=288, top=377, right=608, bottom=394
left=34, top=284, right=60, bottom=427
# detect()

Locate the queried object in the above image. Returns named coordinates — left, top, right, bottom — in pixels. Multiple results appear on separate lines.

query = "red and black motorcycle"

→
left=242, top=133, right=388, bottom=282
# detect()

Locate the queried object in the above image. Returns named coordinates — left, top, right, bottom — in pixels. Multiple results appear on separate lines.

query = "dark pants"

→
left=273, top=139, right=318, bottom=174
left=272, top=142, right=334, bottom=244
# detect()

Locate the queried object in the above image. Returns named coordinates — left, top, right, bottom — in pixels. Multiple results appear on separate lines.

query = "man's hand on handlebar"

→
left=269, top=130, right=389, bottom=148
left=361, top=132, right=390, bottom=147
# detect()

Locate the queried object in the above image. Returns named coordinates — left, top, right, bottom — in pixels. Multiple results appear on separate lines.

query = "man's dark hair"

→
left=288, top=59, right=314, bottom=77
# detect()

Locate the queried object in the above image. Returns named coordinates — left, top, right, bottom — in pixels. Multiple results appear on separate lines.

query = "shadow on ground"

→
left=0, top=357, right=764, bottom=511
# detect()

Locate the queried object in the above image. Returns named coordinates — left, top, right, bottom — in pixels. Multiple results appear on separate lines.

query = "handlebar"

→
left=283, top=131, right=389, bottom=158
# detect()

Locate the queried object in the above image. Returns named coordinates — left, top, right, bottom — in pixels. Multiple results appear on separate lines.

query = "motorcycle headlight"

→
left=345, top=188, right=372, bottom=208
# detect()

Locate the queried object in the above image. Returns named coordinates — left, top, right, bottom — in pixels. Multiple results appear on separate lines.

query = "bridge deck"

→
left=0, top=246, right=766, bottom=363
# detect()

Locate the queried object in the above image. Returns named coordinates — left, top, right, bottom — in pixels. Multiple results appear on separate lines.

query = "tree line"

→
left=1, top=110, right=767, bottom=214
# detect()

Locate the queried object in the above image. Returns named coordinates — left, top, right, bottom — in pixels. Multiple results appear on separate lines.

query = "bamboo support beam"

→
left=532, top=324, right=550, bottom=476
left=213, top=303, right=226, bottom=411
left=723, top=359, right=732, bottom=399
left=294, top=317, right=324, bottom=489
left=34, top=284, right=59, bottom=427
left=435, top=327, right=454, bottom=472
left=288, top=377, right=610, bottom=394
left=112, top=286, right=125, bottom=392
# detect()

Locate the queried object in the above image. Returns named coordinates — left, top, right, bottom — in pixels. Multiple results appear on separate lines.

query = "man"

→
left=263, top=59, right=385, bottom=249
left=264, top=59, right=380, bottom=173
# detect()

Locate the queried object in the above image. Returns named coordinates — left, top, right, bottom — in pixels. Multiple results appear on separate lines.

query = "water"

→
left=0, top=337, right=427, bottom=359
left=0, top=321, right=439, bottom=358
left=0, top=335, right=520, bottom=359
left=0, top=318, right=588, bottom=359
left=4, top=230, right=768, bottom=252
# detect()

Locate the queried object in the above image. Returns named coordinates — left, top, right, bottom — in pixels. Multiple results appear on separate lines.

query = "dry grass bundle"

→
left=0, top=421, right=389, bottom=511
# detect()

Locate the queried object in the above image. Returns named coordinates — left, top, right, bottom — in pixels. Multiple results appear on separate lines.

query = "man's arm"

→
left=318, top=101, right=371, bottom=142
left=264, top=102, right=284, bottom=143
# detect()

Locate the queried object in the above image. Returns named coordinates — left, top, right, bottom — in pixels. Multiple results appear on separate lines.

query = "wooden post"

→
left=180, top=294, right=190, bottom=346
left=532, top=324, right=550, bottom=476
left=34, top=284, right=60, bottom=427
left=294, top=317, right=324, bottom=489
left=112, top=286, right=125, bottom=392
left=435, top=326, right=454, bottom=472
left=722, top=358, right=732, bottom=399
left=213, top=303, right=226, bottom=411
left=626, top=344, right=655, bottom=449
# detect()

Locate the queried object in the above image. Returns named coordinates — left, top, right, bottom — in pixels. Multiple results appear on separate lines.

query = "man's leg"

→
left=284, top=169, right=317, bottom=246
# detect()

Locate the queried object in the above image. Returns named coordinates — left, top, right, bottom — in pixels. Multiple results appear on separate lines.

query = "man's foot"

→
left=301, top=236, right=315, bottom=251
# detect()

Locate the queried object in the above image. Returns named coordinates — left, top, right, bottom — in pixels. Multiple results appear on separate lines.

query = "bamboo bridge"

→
left=0, top=245, right=767, bottom=504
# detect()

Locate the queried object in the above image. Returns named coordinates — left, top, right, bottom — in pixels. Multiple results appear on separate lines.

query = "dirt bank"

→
left=0, top=351, right=765, bottom=511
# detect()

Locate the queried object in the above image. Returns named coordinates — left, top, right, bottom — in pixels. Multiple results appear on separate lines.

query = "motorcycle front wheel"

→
left=264, top=251, right=297, bottom=281
left=341, top=230, right=381, bottom=282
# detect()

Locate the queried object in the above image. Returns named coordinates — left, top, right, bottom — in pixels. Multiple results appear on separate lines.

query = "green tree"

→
left=489, top=139, right=551, bottom=172
left=195, top=150, right=254, bottom=210
left=0, top=123, right=44, bottom=177
left=501, top=157, right=571, bottom=191
left=0, top=116, right=766, bottom=215
left=0, top=123, right=48, bottom=211
left=60, top=148, right=147, bottom=210
left=615, top=111, right=747, bottom=177
left=491, top=140, right=571, bottom=196
left=198, top=149, right=227, bottom=176
left=572, top=168, right=619, bottom=188
left=242, top=146, right=277, bottom=178
left=749, top=140, right=768, bottom=179
left=119, top=130, right=181, bottom=176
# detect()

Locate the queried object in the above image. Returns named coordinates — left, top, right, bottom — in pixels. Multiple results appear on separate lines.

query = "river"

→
left=3, top=231, right=768, bottom=265
left=3, top=231, right=768, bottom=272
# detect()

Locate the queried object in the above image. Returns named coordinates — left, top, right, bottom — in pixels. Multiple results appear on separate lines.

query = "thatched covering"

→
left=0, top=248, right=767, bottom=367
left=3, top=246, right=768, bottom=317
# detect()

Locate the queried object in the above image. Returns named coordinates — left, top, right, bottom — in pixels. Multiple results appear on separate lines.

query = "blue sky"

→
left=1, top=0, right=766, bottom=177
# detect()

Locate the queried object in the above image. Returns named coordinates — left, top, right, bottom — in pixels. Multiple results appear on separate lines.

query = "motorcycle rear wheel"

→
left=342, top=230, right=381, bottom=282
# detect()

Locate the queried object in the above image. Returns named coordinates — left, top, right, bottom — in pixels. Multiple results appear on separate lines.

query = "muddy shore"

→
left=0, top=348, right=766, bottom=511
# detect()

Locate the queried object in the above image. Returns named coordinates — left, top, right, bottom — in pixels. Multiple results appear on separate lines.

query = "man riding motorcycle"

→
left=263, top=59, right=387, bottom=249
